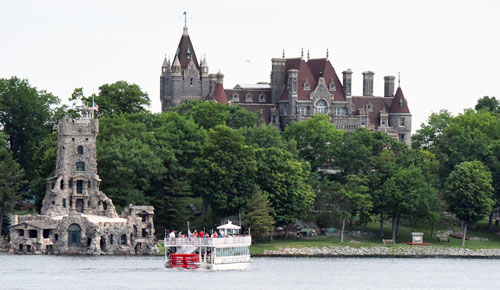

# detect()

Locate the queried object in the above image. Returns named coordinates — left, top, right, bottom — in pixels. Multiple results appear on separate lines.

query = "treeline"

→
left=1, top=76, right=499, bottom=247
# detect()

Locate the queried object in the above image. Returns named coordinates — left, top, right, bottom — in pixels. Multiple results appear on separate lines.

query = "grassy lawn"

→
left=250, top=219, right=500, bottom=255
left=156, top=219, right=500, bottom=255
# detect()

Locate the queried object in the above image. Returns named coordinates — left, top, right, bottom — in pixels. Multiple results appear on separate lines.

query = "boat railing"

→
left=164, top=236, right=251, bottom=246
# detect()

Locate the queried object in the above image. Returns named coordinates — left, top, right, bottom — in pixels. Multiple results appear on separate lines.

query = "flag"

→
left=93, top=102, right=99, bottom=112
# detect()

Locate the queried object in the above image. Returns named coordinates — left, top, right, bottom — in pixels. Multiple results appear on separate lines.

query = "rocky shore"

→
left=261, top=246, right=500, bottom=258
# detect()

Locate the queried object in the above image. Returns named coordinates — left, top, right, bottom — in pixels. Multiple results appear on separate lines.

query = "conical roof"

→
left=213, top=83, right=227, bottom=104
left=389, top=87, right=410, bottom=113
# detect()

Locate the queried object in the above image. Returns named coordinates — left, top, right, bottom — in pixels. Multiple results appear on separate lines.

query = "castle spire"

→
left=183, top=11, right=188, bottom=35
left=398, top=72, right=401, bottom=87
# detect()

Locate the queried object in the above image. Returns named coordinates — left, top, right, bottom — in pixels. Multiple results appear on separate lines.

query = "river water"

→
left=0, top=254, right=499, bottom=289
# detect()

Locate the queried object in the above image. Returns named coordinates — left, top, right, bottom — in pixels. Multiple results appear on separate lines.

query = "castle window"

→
left=272, top=115, right=278, bottom=124
left=85, top=138, right=88, bottom=141
left=77, top=180, right=83, bottom=194
left=314, top=99, right=328, bottom=114
left=88, top=180, right=91, bottom=188
left=77, top=145, right=83, bottom=155
left=399, top=117, right=405, bottom=127
left=367, top=104, right=372, bottom=111
left=245, top=94, right=253, bottom=102
left=110, top=235, right=114, bottom=245
left=60, top=180, right=64, bottom=190
left=304, top=82, right=310, bottom=90
left=63, top=198, right=66, bottom=208
left=43, top=229, right=51, bottom=239
left=334, top=107, right=346, bottom=116
left=142, top=228, right=147, bottom=237
left=399, top=133, right=405, bottom=142
left=72, top=138, right=75, bottom=141
left=69, top=179, right=73, bottom=189
left=29, top=230, right=37, bottom=238
left=18, top=229, right=24, bottom=237
left=76, top=162, right=85, bottom=172
left=54, top=234, right=59, bottom=241
left=232, top=94, right=239, bottom=102
left=361, top=116, right=367, bottom=126
left=298, top=106, right=308, bottom=116
left=68, top=224, right=82, bottom=247
left=381, top=118, right=387, bottom=126
left=329, top=82, right=336, bottom=91
left=190, top=78, right=193, bottom=86
left=259, top=94, right=266, bottom=102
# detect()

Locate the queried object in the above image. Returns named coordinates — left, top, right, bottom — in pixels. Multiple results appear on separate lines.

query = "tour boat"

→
left=164, top=221, right=251, bottom=270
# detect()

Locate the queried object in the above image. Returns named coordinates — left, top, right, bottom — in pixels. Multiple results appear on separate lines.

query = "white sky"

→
left=1, top=0, right=499, bottom=133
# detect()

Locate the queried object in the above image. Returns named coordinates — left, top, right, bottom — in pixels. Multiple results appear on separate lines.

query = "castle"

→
left=160, top=24, right=412, bottom=145
left=8, top=107, right=157, bottom=255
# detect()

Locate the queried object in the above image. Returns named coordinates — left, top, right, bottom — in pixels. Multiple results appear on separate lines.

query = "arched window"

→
left=77, top=145, right=84, bottom=155
left=232, top=93, right=239, bottom=102
left=245, top=93, right=253, bottom=102
left=68, top=224, right=81, bottom=247
left=314, top=99, right=328, bottom=114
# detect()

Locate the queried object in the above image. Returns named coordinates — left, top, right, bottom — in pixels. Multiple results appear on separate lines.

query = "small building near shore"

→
left=8, top=107, right=158, bottom=255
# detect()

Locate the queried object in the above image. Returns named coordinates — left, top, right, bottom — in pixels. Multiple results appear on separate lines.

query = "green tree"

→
left=30, top=132, right=58, bottom=209
left=254, top=147, right=315, bottom=227
left=243, top=190, right=275, bottom=239
left=335, top=174, right=372, bottom=242
left=475, top=96, right=499, bottom=114
left=77, top=81, right=150, bottom=117
left=0, top=77, right=60, bottom=179
left=0, top=135, right=26, bottom=235
left=170, top=100, right=258, bottom=130
left=375, top=165, right=437, bottom=241
left=411, top=109, right=453, bottom=151
left=283, top=115, right=344, bottom=171
left=444, top=161, right=495, bottom=247
left=191, top=125, right=257, bottom=217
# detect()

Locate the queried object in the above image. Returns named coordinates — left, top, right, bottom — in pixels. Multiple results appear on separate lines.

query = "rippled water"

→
left=0, top=254, right=499, bottom=289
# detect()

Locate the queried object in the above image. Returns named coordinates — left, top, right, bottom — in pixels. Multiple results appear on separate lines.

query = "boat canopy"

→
left=217, top=220, right=241, bottom=235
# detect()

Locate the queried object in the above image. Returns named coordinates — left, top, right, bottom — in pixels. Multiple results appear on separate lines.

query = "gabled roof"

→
left=389, top=87, right=410, bottom=113
left=175, top=33, right=199, bottom=70
left=213, top=83, right=228, bottom=104
left=307, top=58, right=346, bottom=101
left=351, top=96, right=393, bottom=129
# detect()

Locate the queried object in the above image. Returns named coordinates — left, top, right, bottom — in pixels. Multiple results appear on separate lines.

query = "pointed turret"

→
left=389, top=87, right=410, bottom=113
left=171, top=55, right=182, bottom=76
left=201, top=56, right=209, bottom=76
left=174, top=25, right=199, bottom=70
left=213, top=71, right=227, bottom=104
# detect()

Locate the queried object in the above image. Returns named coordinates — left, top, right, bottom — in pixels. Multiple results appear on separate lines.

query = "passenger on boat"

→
left=199, top=231, right=204, bottom=238
left=193, top=230, right=198, bottom=238
left=169, top=230, right=176, bottom=240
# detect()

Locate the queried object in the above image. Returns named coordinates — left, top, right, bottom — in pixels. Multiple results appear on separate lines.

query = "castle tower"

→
left=160, top=24, right=212, bottom=110
left=41, top=106, right=118, bottom=218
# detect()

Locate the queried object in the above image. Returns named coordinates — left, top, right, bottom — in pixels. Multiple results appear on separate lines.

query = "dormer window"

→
left=314, top=99, right=328, bottom=114
left=400, top=99, right=403, bottom=107
left=186, top=47, right=191, bottom=60
left=245, top=93, right=253, bottom=103
left=232, top=93, right=239, bottom=102
left=367, top=104, right=372, bottom=111
left=259, top=94, right=266, bottom=103
left=304, top=82, right=310, bottom=90
left=381, top=118, right=387, bottom=126
left=329, top=82, right=336, bottom=91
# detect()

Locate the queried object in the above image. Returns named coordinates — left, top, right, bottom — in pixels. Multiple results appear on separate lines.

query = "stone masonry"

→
left=8, top=107, right=158, bottom=255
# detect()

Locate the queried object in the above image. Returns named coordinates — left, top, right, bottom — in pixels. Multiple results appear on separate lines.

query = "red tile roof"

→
left=213, top=83, right=227, bottom=104
left=351, top=97, right=392, bottom=129
left=307, top=58, right=346, bottom=101
left=389, top=87, right=410, bottom=113
left=175, top=34, right=199, bottom=70
left=224, top=89, right=272, bottom=103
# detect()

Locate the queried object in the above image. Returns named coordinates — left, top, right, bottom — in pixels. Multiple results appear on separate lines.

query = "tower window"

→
left=190, top=78, right=193, bottom=86
left=399, top=133, right=405, bottom=142
left=77, top=145, right=83, bottom=155
left=399, top=118, right=405, bottom=127
left=77, top=180, right=83, bottom=194
left=60, top=180, right=64, bottom=190
left=88, top=180, right=91, bottom=188
left=63, top=198, right=66, bottom=208
left=76, top=162, right=85, bottom=172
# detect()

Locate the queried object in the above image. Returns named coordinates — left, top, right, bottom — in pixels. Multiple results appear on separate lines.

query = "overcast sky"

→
left=1, top=0, right=499, bottom=132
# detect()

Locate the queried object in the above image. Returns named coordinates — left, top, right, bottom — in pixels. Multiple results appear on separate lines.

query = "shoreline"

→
left=257, top=245, right=500, bottom=258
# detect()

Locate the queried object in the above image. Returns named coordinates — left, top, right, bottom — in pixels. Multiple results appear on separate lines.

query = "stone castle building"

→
left=161, top=25, right=412, bottom=145
left=9, top=107, right=157, bottom=255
